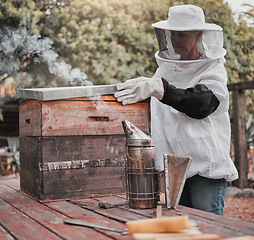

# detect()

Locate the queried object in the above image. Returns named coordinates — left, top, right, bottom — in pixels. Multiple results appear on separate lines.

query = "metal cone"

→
left=164, top=153, right=191, bottom=209
left=122, top=119, right=151, bottom=140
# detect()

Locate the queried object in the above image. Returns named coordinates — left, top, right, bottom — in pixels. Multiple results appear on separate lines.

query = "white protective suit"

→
left=151, top=5, right=238, bottom=181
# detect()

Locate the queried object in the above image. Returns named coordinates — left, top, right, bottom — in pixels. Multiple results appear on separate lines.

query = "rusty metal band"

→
left=39, top=158, right=126, bottom=172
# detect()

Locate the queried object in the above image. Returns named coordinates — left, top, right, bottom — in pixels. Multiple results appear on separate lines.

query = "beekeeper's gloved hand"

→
left=114, top=77, right=164, bottom=105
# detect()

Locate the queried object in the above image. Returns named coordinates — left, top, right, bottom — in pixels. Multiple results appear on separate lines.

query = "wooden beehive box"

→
left=17, top=85, right=150, bottom=201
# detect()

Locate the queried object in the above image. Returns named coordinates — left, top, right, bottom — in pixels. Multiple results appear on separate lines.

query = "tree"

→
left=0, top=0, right=74, bottom=89
left=38, top=0, right=171, bottom=85
left=0, top=0, right=253, bottom=87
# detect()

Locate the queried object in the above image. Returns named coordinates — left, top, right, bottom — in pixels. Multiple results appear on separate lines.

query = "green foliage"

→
left=39, top=0, right=171, bottom=85
left=0, top=0, right=42, bottom=34
left=247, top=114, right=254, bottom=143
left=1, top=0, right=253, bottom=87
left=180, top=0, right=254, bottom=84
left=0, top=0, right=68, bottom=88
left=0, top=0, right=253, bottom=127
left=0, top=0, right=253, bottom=97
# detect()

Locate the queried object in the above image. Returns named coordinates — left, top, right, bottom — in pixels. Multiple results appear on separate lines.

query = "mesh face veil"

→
left=152, top=5, right=226, bottom=63
left=154, top=28, right=226, bottom=62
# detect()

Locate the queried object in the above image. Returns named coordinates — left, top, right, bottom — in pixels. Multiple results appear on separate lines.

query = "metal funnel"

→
left=163, top=153, right=191, bottom=209
left=122, top=119, right=151, bottom=140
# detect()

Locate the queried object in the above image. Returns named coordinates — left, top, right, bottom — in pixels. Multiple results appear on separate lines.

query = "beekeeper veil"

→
left=152, top=5, right=226, bottom=62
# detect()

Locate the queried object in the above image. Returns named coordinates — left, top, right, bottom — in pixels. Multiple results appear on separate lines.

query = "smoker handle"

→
left=88, top=115, right=109, bottom=121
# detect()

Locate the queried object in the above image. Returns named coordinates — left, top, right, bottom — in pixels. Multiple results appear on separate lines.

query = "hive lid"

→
left=16, top=85, right=117, bottom=101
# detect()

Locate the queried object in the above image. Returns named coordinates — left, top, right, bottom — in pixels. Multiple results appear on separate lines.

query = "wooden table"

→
left=0, top=178, right=253, bottom=240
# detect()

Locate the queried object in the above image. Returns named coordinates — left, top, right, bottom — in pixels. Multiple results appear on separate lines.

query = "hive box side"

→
left=19, top=100, right=42, bottom=137
left=19, top=90, right=150, bottom=200
left=19, top=96, right=150, bottom=137
left=20, top=135, right=126, bottom=200
left=20, top=136, right=43, bottom=199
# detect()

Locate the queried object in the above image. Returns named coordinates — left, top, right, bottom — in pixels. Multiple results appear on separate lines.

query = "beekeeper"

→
left=114, top=4, right=238, bottom=215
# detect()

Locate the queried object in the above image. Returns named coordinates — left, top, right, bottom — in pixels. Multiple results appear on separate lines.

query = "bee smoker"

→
left=122, top=120, right=159, bottom=209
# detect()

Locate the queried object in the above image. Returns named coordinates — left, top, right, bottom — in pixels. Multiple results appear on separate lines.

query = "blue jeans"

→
left=179, top=175, right=227, bottom=215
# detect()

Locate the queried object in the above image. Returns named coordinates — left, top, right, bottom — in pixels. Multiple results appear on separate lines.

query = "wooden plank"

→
left=232, top=90, right=249, bottom=188
left=227, top=80, right=254, bottom=91
left=0, top=185, right=112, bottom=239
left=20, top=136, right=127, bottom=200
left=0, top=198, right=61, bottom=240
left=19, top=96, right=150, bottom=137
left=77, top=194, right=254, bottom=238
left=0, top=178, right=20, bottom=190
left=0, top=225, right=15, bottom=240
left=19, top=99, right=42, bottom=137
left=20, top=136, right=43, bottom=200
left=178, top=205, right=254, bottom=232
left=163, top=206, right=254, bottom=237
left=40, top=136, right=126, bottom=194
left=40, top=98, right=150, bottom=136
left=42, top=167, right=125, bottom=195
left=71, top=197, right=147, bottom=223
left=95, top=195, right=159, bottom=218
left=40, top=135, right=126, bottom=164
left=45, top=200, right=129, bottom=239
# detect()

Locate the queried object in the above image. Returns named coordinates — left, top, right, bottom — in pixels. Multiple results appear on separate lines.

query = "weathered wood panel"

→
left=40, top=134, right=126, bottom=162
left=0, top=224, right=15, bottom=240
left=42, top=167, right=125, bottom=196
left=20, top=135, right=126, bottom=200
left=19, top=95, right=150, bottom=200
left=0, top=197, right=61, bottom=240
left=19, top=96, right=150, bottom=137
left=1, top=179, right=253, bottom=239
left=45, top=201, right=129, bottom=240
left=227, top=81, right=254, bottom=188
left=227, top=80, right=254, bottom=91
left=19, top=99, right=42, bottom=136
left=20, top=136, right=43, bottom=200
left=232, top=90, right=249, bottom=188
left=0, top=184, right=111, bottom=239
left=175, top=205, right=254, bottom=236
left=72, top=197, right=144, bottom=223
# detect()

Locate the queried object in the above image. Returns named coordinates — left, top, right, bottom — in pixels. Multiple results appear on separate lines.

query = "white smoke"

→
left=0, top=27, right=92, bottom=86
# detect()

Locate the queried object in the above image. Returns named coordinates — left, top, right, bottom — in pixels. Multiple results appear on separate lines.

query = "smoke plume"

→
left=0, top=27, right=92, bottom=86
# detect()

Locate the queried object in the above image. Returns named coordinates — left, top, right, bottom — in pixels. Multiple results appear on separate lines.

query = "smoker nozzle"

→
left=122, top=119, right=151, bottom=140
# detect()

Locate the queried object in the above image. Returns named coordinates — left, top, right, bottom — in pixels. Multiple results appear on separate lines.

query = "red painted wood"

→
left=162, top=206, right=254, bottom=237
left=45, top=201, right=129, bottom=239
left=0, top=225, right=15, bottom=240
left=0, top=184, right=112, bottom=239
left=0, top=178, right=20, bottom=190
left=19, top=97, right=150, bottom=137
left=1, top=179, right=253, bottom=239
left=71, top=197, right=144, bottom=222
left=19, top=100, right=42, bottom=137
left=94, top=195, right=157, bottom=218
left=0, top=198, right=60, bottom=240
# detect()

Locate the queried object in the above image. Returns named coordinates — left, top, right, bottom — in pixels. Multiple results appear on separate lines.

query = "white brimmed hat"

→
left=152, top=5, right=222, bottom=31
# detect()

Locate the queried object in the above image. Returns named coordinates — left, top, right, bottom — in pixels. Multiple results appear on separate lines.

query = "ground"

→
left=224, top=196, right=254, bottom=223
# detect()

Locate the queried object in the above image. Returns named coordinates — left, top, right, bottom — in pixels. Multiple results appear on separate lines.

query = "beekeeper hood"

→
left=152, top=5, right=226, bottom=63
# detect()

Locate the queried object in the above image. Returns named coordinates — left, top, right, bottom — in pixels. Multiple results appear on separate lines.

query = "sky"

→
left=224, top=0, right=254, bottom=25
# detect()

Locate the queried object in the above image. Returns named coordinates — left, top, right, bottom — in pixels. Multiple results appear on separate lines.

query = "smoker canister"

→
left=125, top=137, right=159, bottom=209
